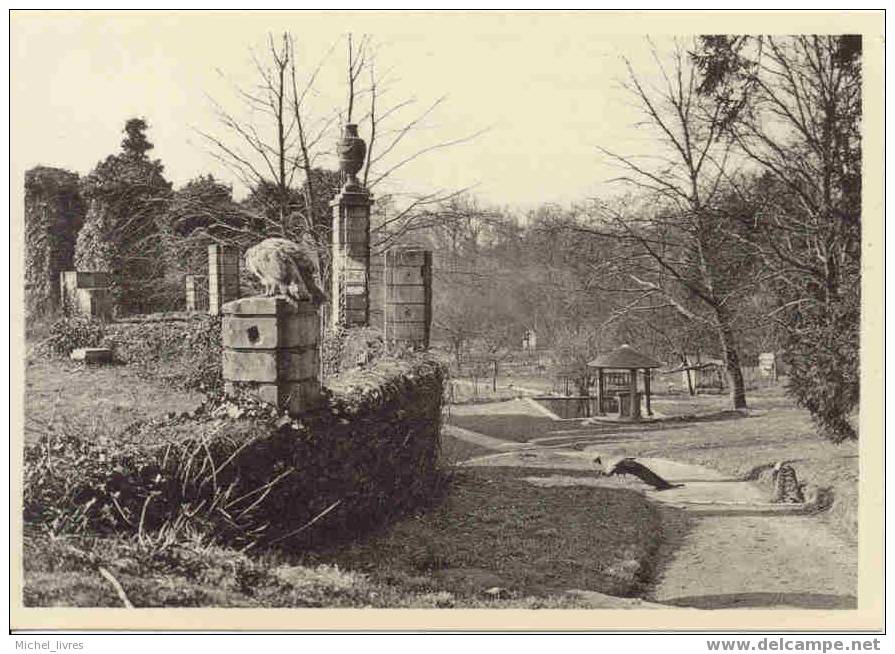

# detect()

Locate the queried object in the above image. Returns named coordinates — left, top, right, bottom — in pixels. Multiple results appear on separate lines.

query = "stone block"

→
left=389, top=268, right=425, bottom=285
left=388, top=285, right=427, bottom=303
left=386, top=323, right=428, bottom=340
left=345, top=294, right=367, bottom=310
left=61, top=271, right=111, bottom=290
left=342, top=268, right=367, bottom=285
left=346, top=227, right=369, bottom=244
left=389, top=249, right=428, bottom=267
left=387, top=303, right=427, bottom=322
left=331, top=191, right=373, bottom=209
left=222, top=296, right=317, bottom=317
left=222, top=349, right=318, bottom=384
left=70, top=347, right=113, bottom=364
left=222, top=313, right=318, bottom=349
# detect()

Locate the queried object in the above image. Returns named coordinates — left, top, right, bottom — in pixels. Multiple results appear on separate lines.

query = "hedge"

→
left=103, top=315, right=223, bottom=392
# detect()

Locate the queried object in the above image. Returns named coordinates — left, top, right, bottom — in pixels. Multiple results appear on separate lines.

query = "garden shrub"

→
left=39, top=315, right=106, bottom=356
left=103, top=315, right=223, bottom=392
left=24, top=356, right=448, bottom=551
left=783, top=300, right=860, bottom=443
left=24, top=166, right=86, bottom=320
left=321, top=325, right=387, bottom=377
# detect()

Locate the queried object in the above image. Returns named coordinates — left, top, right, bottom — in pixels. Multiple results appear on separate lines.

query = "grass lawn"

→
left=439, top=432, right=499, bottom=463
left=449, top=411, right=561, bottom=442
left=23, top=466, right=686, bottom=607
left=24, top=358, right=204, bottom=445
left=301, top=467, right=686, bottom=601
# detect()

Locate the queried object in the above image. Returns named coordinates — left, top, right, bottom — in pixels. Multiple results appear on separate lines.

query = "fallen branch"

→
left=98, top=566, right=134, bottom=608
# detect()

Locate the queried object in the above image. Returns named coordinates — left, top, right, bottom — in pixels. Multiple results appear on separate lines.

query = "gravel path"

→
left=454, top=424, right=857, bottom=610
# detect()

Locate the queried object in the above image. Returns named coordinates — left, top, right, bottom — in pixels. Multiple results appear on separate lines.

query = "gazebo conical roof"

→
left=587, top=344, right=662, bottom=369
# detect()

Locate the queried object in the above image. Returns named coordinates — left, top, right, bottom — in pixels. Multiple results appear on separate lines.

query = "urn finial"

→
left=337, top=123, right=367, bottom=192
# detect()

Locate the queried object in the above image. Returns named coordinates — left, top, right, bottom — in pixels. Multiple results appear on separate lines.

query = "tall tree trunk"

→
left=716, top=316, right=747, bottom=409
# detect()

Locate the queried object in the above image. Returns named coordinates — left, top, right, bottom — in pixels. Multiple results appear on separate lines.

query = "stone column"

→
left=330, top=190, right=372, bottom=328
left=208, top=244, right=240, bottom=316
left=185, top=275, right=199, bottom=312
left=221, top=297, right=321, bottom=415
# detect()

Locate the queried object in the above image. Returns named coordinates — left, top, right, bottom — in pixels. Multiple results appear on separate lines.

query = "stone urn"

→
left=337, top=123, right=367, bottom=192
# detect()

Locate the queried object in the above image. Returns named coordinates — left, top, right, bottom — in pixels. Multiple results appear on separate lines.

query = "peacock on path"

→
left=593, top=456, right=683, bottom=491
left=245, top=236, right=328, bottom=307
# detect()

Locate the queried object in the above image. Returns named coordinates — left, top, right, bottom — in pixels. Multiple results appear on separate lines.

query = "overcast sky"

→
left=10, top=10, right=870, bottom=218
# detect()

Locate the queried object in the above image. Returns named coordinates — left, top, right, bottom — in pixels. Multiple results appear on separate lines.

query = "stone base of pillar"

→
left=221, top=296, right=321, bottom=416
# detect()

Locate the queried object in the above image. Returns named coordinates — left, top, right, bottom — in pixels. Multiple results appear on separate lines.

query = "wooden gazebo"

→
left=587, top=344, right=663, bottom=421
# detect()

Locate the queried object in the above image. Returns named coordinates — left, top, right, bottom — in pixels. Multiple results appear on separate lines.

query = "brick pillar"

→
left=221, top=297, right=321, bottom=415
left=59, top=271, right=113, bottom=320
left=330, top=190, right=372, bottom=328
left=208, top=245, right=240, bottom=315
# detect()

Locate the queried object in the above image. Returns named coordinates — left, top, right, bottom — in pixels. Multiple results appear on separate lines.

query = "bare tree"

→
left=197, top=31, right=485, bottom=275
left=199, top=34, right=336, bottom=238
left=587, top=39, right=755, bottom=409
left=692, top=35, right=862, bottom=440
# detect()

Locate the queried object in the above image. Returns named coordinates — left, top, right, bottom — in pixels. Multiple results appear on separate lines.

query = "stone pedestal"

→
left=208, top=245, right=240, bottom=316
left=221, top=296, right=321, bottom=415
left=331, top=190, right=373, bottom=328
left=59, top=271, right=113, bottom=320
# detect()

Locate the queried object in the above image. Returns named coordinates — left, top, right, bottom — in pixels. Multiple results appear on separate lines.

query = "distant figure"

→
left=245, top=236, right=328, bottom=307
left=593, top=456, right=683, bottom=491
left=772, top=461, right=805, bottom=503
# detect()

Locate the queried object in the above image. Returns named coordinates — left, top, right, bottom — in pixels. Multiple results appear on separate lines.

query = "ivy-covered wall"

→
left=24, top=166, right=86, bottom=318
left=24, top=356, right=448, bottom=550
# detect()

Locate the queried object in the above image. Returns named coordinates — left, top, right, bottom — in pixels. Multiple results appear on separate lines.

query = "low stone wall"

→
left=533, top=396, right=601, bottom=419
left=24, top=356, right=448, bottom=550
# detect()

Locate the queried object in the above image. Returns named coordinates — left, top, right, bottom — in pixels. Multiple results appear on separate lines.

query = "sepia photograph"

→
left=9, top=7, right=885, bottom=633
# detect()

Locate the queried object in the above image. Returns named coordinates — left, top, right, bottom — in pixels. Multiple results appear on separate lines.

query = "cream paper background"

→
left=8, top=9, right=885, bottom=632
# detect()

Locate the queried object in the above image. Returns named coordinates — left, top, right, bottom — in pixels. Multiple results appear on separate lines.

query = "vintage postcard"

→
left=9, top=8, right=885, bottom=632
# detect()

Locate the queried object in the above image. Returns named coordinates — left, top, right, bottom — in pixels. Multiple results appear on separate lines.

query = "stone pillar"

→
left=221, top=297, right=321, bottom=415
left=208, top=245, right=240, bottom=316
left=369, top=247, right=433, bottom=349
left=59, top=271, right=113, bottom=320
left=185, top=275, right=199, bottom=312
left=330, top=190, right=372, bottom=328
